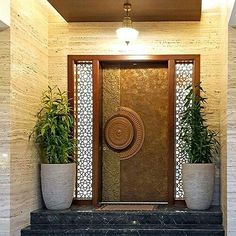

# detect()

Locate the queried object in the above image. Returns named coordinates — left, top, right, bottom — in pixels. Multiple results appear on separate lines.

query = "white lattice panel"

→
left=77, top=62, right=93, bottom=200
left=175, top=62, right=193, bottom=199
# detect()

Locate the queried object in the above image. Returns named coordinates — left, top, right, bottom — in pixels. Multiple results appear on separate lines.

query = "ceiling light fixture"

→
left=116, top=1, right=139, bottom=45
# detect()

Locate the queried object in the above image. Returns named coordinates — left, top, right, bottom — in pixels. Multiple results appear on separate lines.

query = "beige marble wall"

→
left=0, top=28, right=11, bottom=236
left=219, top=5, right=229, bottom=232
left=0, top=0, right=49, bottom=235
left=0, top=0, right=234, bottom=234
left=220, top=1, right=236, bottom=233
left=220, top=46, right=228, bottom=233
left=227, top=26, right=236, bottom=236
left=9, top=0, right=49, bottom=234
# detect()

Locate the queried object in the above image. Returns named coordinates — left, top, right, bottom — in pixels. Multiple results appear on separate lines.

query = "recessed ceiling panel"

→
left=47, top=0, right=202, bottom=22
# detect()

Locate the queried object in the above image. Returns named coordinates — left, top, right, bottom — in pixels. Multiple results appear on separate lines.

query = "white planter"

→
left=41, top=163, right=76, bottom=210
left=182, top=163, right=215, bottom=210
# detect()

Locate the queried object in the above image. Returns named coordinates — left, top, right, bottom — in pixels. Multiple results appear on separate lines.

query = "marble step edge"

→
left=28, top=224, right=224, bottom=230
left=31, top=207, right=222, bottom=215
left=30, top=209, right=223, bottom=217
left=21, top=226, right=224, bottom=236
left=31, top=213, right=222, bottom=225
left=31, top=211, right=223, bottom=216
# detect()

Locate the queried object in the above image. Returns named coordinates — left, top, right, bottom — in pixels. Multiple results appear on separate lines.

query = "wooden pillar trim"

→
left=92, top=60, right=102, bottom=206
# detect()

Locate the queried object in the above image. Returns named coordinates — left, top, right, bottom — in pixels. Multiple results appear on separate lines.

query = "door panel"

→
left=102, top=62, right=169, bottom=202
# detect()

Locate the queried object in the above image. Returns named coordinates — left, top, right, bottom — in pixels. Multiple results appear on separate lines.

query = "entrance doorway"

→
left=68, top=55, right=200, bottom=206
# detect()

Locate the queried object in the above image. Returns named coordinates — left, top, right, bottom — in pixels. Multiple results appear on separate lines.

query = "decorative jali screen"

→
left=175, top=61, right=193, bottom=199
left=76, top=62, right=93, bottom=200
left=75, top=60, right=194, bottom=201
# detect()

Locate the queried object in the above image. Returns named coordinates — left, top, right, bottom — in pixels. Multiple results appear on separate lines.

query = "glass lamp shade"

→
left=116, top=27, right=139, bottom=44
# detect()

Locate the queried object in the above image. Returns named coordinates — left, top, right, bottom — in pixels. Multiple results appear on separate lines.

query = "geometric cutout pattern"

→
left=175, top=62, right=193, bottom=200
left=77, top=62, right=93, bottom=200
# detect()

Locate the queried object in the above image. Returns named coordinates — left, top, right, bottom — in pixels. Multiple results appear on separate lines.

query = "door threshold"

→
left=100, top=202, right=168, bottom=205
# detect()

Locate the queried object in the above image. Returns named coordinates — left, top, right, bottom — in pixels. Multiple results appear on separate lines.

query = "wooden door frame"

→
left=68, top=55, right=200, bottom=207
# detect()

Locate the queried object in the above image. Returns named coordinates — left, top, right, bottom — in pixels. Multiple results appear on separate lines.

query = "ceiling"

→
left=47, top=0, right=202, bottom=22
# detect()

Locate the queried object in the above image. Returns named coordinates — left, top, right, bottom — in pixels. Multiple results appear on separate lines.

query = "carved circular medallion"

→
left=118, top=107, right=145, bottom=160
left=104, top=107, right=145, bottom=160
left=105, top=116, right=134, bottom=150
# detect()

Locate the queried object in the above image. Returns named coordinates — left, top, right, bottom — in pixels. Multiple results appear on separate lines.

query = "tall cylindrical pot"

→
left=41, top=163, right=76, bottom=210
left=182, top=163, right=215, bottom=210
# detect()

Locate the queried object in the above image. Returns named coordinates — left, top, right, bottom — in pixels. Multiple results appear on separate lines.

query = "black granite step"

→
left=30, top=206, right=222, bottom=226
left=29, top=223, right=224, bottom=230
left=22, top=224, right=224, bottom=236
left=21, top=206, right=224, bottom=236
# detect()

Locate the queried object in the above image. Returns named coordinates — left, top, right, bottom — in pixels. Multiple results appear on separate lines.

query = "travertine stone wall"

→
left=220, top=11, right=229, bottom=234
left=0, top=0, right=234, bottom=234
left=9, top=0, right=49, bottom=234
left=48, top=7, right=227, bottom=205
left=0, top=0, right=49, bottom=235
left=220, top=1, right=236, bottom=233
left=0, top=28, right=11, bottom=236
left=227, top=26, right=236, bottom=236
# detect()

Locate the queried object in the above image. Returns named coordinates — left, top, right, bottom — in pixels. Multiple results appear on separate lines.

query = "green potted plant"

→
left=31, top=86, right=75, bottom=210
left=180, top=84, right=219, bottom=210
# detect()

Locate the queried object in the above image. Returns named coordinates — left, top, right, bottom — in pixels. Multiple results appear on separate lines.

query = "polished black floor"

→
left=21, top=205, right=224, bottom=236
